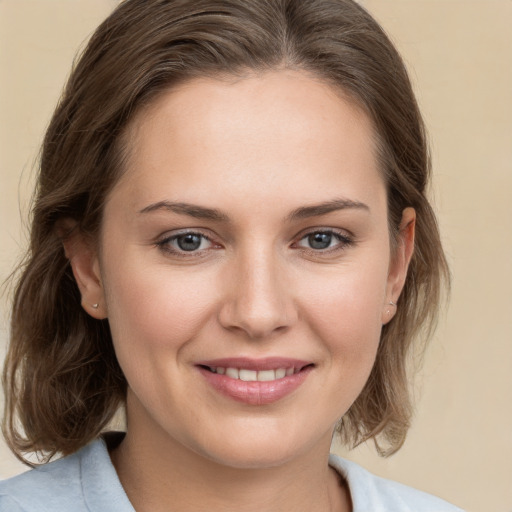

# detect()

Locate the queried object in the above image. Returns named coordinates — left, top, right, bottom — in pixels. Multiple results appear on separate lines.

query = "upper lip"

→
left=195, top=357, right=313, bottom=371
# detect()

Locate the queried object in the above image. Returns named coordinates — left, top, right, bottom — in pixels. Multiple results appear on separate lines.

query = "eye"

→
left=174, top=233, right=209, bottom=251
left=156, top=231, right=215, bottom=255
left=296, top=230, right=353, bottom=252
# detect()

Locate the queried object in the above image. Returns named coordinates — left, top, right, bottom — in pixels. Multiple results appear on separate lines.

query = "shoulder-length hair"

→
left=3, top=0, right=448, bottom=464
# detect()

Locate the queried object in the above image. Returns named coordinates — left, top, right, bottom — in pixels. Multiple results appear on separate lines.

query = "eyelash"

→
left=155, top=230, right=218, bottom=258
left=293, top=229, right=354, bottom=255
left=155, top=229, right=354, bottom=258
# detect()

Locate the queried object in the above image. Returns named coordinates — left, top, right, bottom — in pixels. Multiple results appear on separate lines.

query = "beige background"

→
left=1, top=1, right=511, bottom=511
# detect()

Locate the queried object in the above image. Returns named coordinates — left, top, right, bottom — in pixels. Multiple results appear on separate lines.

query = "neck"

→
left=110, top=423, right=351, bottom=512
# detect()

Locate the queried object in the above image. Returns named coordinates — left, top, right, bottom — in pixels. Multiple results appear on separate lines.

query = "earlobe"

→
left=59, top=221, right=107, bottom=320
left=382, top=207, right=416, bottom=324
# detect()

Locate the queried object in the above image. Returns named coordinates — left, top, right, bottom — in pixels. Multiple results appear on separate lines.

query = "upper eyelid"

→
left=156, top=228, right=215, bottom=242
left=155, top=227, right=353, bottom=239
left=294, top=226, right=354, bottom=241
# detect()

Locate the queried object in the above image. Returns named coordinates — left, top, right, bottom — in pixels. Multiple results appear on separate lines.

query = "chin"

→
left=188, top=423, right=332, bottom=470
left=201, top=445, right=299, bottom=470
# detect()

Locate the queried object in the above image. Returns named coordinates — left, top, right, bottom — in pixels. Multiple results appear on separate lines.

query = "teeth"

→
left=225, top=367, right=239, bottom=379
left=239, top=369, right=257, bottom=381
left=210, top=366, right=297, bottom=381
left=275, top=368, right=286, bottom=379
left=258, top=370, right=276, bottom=381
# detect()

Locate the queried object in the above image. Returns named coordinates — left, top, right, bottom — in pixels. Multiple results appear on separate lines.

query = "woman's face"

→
left=87, top=70, right=412, bottom=468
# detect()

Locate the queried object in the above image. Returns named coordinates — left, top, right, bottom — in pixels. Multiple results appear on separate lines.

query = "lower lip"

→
left=198, top=366, right=313, bottom=405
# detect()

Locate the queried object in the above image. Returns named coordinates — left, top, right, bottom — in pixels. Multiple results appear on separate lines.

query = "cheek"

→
left=103, top=260, right=219, bottom=355
left=287, top=261, right=388, bottom=424
left=303, top=259, right=388, bottom=315
left=296, top=256, right=388, bottom=359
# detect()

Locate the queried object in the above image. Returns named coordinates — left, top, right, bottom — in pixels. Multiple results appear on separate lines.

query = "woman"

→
left=0, top=0, right=463, bottom=510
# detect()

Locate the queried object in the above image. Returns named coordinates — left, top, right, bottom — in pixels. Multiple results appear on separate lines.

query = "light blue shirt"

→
left=0, top=434, right=464, bottom=511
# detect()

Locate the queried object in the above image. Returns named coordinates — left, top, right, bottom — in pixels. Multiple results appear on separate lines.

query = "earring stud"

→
left=92, top=303, right=99, bottom=309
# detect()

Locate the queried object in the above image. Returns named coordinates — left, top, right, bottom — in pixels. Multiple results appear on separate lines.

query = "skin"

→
left=65, top=70, right=415, bottom=512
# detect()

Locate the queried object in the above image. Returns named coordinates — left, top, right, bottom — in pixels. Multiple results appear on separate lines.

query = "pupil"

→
left=308, top=232, right=332, bottom=249
left=177, top=234, right=202, bottom=251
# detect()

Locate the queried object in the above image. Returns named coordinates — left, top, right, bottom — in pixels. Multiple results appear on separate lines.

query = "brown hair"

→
left=2, top=0, right=448, bottom=464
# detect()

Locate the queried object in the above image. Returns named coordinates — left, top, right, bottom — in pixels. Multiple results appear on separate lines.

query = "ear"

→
left=58, top=219, right=107, bottom=320
left=382, top=207, right=416, bottom=324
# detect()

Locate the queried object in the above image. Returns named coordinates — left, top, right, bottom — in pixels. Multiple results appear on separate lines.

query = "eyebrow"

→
left=286, top=198, right=370, bottom=221
left=138, top=198, right=369, bottom=222
left=138, top=201, right=229, bottom=222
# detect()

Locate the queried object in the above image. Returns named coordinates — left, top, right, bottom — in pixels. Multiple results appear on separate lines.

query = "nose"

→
left=218, top=248, right=297, bottom=340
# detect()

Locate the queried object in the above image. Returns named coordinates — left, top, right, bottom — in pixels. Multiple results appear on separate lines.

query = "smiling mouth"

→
left=200, top=365, right=311, bottom=382
left=196, top=358, right=314, bottom=404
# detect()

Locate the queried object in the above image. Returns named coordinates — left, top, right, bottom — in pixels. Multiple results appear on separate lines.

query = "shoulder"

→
left=0, top=434, right=132, bottom=512
left=329, top=454, right=465, bottom=512
left=0, top=450, right=83, bottom=512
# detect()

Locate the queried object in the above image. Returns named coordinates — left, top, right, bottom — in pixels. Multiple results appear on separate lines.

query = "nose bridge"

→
left=219, top=241, right=295, bottom=339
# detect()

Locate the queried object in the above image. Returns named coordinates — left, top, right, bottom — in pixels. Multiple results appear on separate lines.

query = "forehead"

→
left=111, top=70, right=384, bottom=214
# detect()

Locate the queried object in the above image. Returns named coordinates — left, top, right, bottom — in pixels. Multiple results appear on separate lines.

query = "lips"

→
left=196, top=358, right=313, bottom=405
